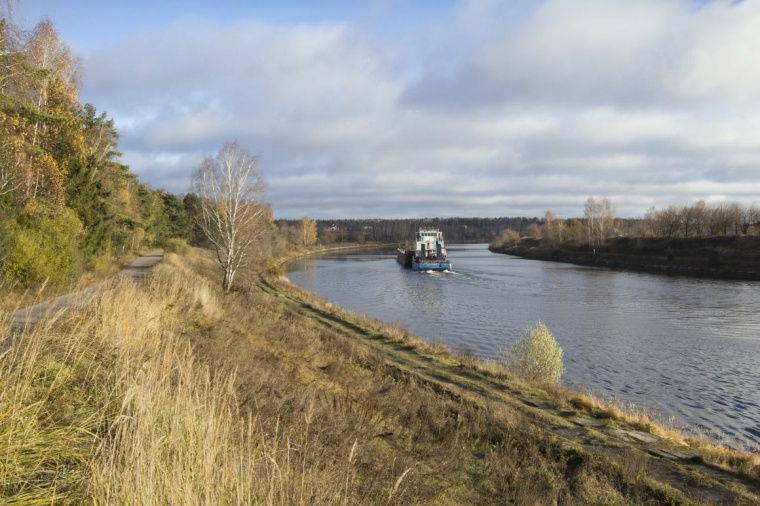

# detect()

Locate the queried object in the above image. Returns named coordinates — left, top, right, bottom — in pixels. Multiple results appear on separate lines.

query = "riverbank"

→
left=489, top=235, right=760, bottom=281
left=263, top=241, right=393, bottom=277
left=277, top=241, right=392, bottom=263
left=3, top=248, right=760, bottom=504
left=189, top=250, right=760, bottom=504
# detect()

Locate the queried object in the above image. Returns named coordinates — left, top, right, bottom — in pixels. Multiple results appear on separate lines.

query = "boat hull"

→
left=397, top=248, right=413, bottom=268
left=412, top=260, right=452, bottom=271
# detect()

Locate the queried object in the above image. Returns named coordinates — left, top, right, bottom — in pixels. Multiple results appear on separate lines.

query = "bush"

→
left=490, top=229, right=520, bottom=249
left=2, top=203, right=84, bottom=287
left=501, top=322, right=564, bottom=385
left=164, top=238, right=190, bottom=255
left=264, top=256, right=283, bottom=277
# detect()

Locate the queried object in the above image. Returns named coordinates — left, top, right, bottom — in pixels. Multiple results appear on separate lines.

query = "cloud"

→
left=664, top=0, right=760, bottom=104
left=79, top=1, right=760, bottom=219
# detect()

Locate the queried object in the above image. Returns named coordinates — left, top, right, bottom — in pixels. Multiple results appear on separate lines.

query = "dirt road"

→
left=10, top=250, right=163, bottom=330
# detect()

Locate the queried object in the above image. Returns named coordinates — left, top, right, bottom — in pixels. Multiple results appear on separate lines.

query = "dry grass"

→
left=89, top=341, right=257, bottom=505
left=0, top=257, right=253, bottom=504
left=211, top=257, right=697, bottom=504
left=563, top=390, right=757, bottom=481
left=557, top=385, right=760, bottom=483
left=1, top=252, right=388, bottom=504
left=567, top=391, right=684, bottom=438
left=0, top=253, right=124, bottom=315
left=0, top=320, right=100, bottom=503
left=686, top=438, right=760, bottom=480
left=0, top=278, right=53, bottom=315
left=2, top=248, right=758, bottom=504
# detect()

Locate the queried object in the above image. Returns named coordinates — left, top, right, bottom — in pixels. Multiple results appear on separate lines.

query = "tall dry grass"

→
left=0, top=255, right=315, bottom=503
left=75, top=264, right=263, bottom=504
left=0, top=297, right=103, bottom=503
left=4, top=249, right=758, bottom=504
left=1, top=252, right=376, bottom=504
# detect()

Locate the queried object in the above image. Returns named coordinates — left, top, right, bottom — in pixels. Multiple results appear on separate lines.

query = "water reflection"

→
left=286, top=244, right=760, bottom=449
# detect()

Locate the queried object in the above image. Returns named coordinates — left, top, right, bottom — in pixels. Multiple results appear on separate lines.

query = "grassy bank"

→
left=2, top=249, right=759, bottom=504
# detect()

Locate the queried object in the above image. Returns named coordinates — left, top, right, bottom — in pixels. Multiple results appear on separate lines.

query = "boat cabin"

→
left=415, top=229, right=447, bottom=260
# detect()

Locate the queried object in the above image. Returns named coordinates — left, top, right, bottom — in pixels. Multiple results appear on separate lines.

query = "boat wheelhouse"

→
left=396, top=229, right=452, bottom=271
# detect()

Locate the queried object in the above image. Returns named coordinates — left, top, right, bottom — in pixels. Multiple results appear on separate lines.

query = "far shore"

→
left=489, top=235, right=760, bottom=281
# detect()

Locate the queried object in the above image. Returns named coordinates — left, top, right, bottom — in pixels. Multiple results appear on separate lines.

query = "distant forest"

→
left=275, top=217, right=643, bottom=244
left=277, top=199, right=760, bottom=247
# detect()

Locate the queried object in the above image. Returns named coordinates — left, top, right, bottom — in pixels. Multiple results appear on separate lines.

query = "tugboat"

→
left=396, top=229, right=452, bottom=271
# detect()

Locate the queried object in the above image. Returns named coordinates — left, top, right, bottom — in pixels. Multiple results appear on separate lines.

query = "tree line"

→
left=0, top=11, right=303, bottom=292
left=642, top=201, right=760, bottom=238
left=274, top=217, right=543, bottom=245
left=492, top=197, right=760, bottom=251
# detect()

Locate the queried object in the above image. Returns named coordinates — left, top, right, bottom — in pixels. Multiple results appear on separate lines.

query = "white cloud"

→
left=664, top=0, right=760, bottom=104
left=79, top=0, right=760, bottom=219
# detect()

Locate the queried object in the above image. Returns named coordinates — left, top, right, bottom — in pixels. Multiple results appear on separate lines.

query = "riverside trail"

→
left=10, top=250, right=164, bottom=330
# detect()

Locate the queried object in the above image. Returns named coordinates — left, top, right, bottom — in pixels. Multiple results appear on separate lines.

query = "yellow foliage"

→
left=501, top=322, right=564, bottom=385
left=300, top=216, right=318, bottom=246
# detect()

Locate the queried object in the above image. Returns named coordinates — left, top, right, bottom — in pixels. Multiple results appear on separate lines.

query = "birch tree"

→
left=0, top=16, right=25, bottom=199
left=543, top=210, right=565, bottom=248
left=300, top=216, right=317, bottom=246
left=584, top=197, right=614, bottom=248
left=584, top=197, right=599, bottom=247
left=26, top=18, right=80, bottom=113
left=192, top=142, right=267, bottom=292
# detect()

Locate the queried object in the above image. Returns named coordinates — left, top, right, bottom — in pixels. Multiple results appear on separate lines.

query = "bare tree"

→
left=584, top=197, right=614, bottom=247
left=584, top=197, right=598, bottom=247
left=680, top=204, right=698, bottom=237
left=192, top=142, right=267, bottom=292
left=654, top=205, right=680, bottom=238
left=543, top=210, right=565, bottom=248
left=745, top=205, right=760, bottom=235
left=643, top=201, right=760, bottom=238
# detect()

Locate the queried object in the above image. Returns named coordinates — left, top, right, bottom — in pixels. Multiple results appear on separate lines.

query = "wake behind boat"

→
left=397, top=229, right=452, bottom=271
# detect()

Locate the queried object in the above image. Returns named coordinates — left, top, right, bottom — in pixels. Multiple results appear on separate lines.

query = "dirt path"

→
left=258, top=275, right=760, bottom=505
left=10, top=250, right=164, bottom=331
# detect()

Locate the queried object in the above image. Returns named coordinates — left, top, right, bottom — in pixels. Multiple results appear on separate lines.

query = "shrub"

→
left=490, top=229, right=520, bottom=249
left=263, top=256, right=284, bottom=277
left=164, top=238, right=190, bottom=255
left=501, top=322, right=564, bottom=385
left=2, top=203, right=84, bottom=287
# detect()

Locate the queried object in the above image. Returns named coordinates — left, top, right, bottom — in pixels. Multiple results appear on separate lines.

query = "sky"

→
left=11, top=0, right=760, bottom=219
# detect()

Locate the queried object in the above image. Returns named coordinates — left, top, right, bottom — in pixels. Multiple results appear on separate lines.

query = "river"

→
left=285, top=244, right=760, bottom=449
